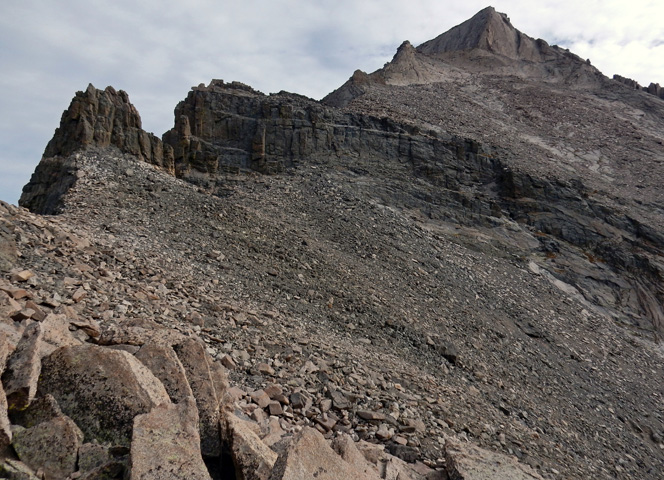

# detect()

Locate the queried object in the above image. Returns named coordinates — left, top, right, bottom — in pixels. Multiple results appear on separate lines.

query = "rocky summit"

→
left=3, top=6, right=664, bottom=480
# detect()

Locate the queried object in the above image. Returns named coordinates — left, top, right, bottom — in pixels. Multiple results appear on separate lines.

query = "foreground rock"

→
left=269, top=427, right=382, bottom=480
left=37, top=344, right=170, bottom=446
left=11, top=415, right=83, bottom=480
left=131, top=397, right=211, bottom=480
left=224, top=413, right=278, bottom=480
left=445, top=439, right=544, bottom=480
left=7, top=7, right=664, bottom=480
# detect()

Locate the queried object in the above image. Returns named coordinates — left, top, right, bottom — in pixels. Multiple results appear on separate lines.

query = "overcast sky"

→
left=1, top=0, right=662, bottom=205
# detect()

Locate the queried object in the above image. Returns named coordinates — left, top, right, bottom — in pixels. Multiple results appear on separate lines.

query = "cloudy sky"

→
left=1, top=0, right=662, bottom=204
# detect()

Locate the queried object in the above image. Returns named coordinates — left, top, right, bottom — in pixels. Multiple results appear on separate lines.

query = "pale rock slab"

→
left=37, top=344, right=170, bottom=446
left=173, top=337, right=221, bottom=457
left=445, top=439, right=544, bottom=480
left=130, top=397, right=211, bottom=480
left=331, top=433, right=382, bottom=478
left=134, top=342, right=193, bottom=403
left=40, top=313, right=81, bottom=356
left=224, top=412, right=278, bottom=480
left=269, top=427, right=382, bottom=480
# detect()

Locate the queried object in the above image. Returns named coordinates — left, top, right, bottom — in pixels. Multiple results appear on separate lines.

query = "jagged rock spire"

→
left=43, top=84, right=172, bottom=170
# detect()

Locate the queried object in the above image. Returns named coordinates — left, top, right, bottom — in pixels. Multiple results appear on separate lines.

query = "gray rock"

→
left=10, top=394, right=62, bottom=428
left=37, top=344, right=170, bottom=446
left=20, top=84, right=174, bottom=214
left=78, top=442, right=113, bottom=472
left=11, top=415, right=83, bottom=480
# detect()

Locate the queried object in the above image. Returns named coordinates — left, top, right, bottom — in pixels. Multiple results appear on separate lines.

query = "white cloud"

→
left=1, top=0, right=662, bottom=204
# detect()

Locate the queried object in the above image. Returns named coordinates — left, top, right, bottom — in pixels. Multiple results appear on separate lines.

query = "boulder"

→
left=173, top=338, right=222, bottom=457
left=444, top=439, right=544, bottom=480
left=9, top=394, right=62, bottom=428
left=224, top=412, right=278, bottom=480
left=0, top=458, right=40, bottom=479
left=11, top=415, right=83, bottom=480
left=331, top=433, right=383, bottom=477
left=269, top=427, right=382, bottom=480
left=37, top=344, right=170, bottom=446
left=130, top=397, right=211, bottom=480
left=2, top=322, right=42, bottom=411
left=40, top=313, right=82, bottom=356
left=78, top=442, right=113, bottom=472
left=134, top=342, right=194, bottom=403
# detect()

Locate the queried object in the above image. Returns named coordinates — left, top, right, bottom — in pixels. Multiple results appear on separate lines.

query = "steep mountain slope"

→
left=324, top=6, right=664, bottom=339
left=8, top=7, right=664, bottom=480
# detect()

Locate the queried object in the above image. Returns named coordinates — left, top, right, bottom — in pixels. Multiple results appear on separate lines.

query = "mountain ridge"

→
left=5, top=7, right=664, bottom=480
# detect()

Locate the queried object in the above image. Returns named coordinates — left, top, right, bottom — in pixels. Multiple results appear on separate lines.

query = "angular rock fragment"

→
left=37, top=344, right=170, bottom=446
left=445, top=439, right=544, bottom=479
left=134, top=342, right=194, bottom=403
left=40, top=313, right=81, bottom=355
left=10, top=394, right=62, bottom=428
left=173, top=337, right=221, bottom=456
left=0, top=383, right=11, bottom=454
left=269, top=427, right=382, bottom=480
left=331, top=433, right=383, bottom=477
left=131, top=397, right=211, bottom=480
left=11, top=415, right=83, bottom=480
left=224, top=412, right=278, bottom=480
left=78, top=442, right=113, bottom=472
left=2, top=322, right=42, bottom=411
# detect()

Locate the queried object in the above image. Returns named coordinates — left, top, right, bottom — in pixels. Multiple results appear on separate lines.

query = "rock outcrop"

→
left=19, top=85, right=174, bottom=214
left=613, top=75, right=664, bottom=99
left=417, top=6, right=547, bottom=61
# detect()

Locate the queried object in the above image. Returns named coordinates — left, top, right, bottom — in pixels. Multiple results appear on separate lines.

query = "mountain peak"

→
left=417, top=6, right=546, bottom=62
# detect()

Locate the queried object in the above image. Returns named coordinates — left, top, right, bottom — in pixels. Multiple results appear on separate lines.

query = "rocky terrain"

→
left=3, top=6, right=664, bottom=480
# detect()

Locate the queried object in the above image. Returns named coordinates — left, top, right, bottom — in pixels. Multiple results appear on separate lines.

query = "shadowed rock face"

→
left=19, top=85, right=173, bottom=214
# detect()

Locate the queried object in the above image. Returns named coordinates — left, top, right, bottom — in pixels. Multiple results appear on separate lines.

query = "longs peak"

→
left=417, top=6, right=551, bottom=62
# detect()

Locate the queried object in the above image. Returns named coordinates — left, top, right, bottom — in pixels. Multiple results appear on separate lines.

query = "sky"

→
left=1, top=0, right=663, bottom=205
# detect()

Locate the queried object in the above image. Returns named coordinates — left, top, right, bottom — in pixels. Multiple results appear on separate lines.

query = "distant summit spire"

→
left=417, top=6, right=546, bottom=62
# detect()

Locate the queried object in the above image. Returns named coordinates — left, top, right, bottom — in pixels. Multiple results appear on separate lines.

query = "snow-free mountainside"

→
left=2, top=7, right=664, bottom=480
